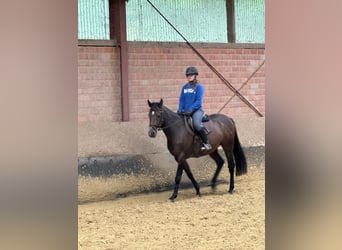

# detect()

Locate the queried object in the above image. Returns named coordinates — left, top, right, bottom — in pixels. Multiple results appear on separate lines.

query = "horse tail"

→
left=233, top=130, right=247, bottom=176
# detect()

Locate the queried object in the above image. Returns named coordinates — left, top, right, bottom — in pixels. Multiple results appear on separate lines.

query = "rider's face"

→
left=186, top=74, right=195, bottom=82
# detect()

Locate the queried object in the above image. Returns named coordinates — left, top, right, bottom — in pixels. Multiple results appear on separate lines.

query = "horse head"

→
left=147, top=99, right=163, bottom=137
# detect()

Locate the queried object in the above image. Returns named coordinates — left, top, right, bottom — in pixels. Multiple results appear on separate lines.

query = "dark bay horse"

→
left=147, top=99, right=247, bottom=201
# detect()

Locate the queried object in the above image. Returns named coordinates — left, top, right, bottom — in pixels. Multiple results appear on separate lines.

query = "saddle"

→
left=184, top=114, right=211, bottom=135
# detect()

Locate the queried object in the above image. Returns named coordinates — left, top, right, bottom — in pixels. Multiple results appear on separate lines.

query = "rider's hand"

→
left=183, top=111, right=193, bottom=116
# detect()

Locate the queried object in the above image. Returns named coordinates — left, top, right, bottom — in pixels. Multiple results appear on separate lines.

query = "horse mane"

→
left=162, top=105, right=180, bottom=120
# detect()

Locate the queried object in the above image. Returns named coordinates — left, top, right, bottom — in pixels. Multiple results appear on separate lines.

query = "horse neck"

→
left=161, top=106, right=183, bottom=133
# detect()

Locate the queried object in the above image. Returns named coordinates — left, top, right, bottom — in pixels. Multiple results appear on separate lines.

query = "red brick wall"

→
left=78, top=46, right=121, bottom=122
left=78, top=42, right=265, bottom=122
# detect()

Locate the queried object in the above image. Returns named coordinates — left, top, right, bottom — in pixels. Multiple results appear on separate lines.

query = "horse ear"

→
left=147, top=100, right=152, bottom=107
left=160, top=98, right=163, bottom=106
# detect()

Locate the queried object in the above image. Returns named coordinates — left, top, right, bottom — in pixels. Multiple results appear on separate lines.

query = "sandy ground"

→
left=78, top=166, right=264, bottom=250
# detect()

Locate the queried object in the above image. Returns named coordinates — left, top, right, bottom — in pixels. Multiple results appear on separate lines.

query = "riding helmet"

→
left=185, top=66, right=199, bottom=76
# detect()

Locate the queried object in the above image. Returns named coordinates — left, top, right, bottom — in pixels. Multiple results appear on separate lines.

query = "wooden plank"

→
left=78, top=40, right=119, bottom=47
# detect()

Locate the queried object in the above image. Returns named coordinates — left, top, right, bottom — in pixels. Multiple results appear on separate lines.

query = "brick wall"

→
left=78, top=46, right=121, bottom=122
left=78, top=42, right=265, bottom=122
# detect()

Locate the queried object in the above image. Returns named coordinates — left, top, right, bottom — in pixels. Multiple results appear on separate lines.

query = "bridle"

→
left=149, top=108, right=183, bottom=131
left=149, top=108, right=164, bottom=131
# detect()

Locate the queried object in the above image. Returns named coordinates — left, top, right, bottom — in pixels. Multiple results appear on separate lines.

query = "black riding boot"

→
left=198, top=128, right=212, bottom=150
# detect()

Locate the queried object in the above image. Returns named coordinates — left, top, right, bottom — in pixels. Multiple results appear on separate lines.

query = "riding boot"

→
left=198, top=128, right=212, bottom=150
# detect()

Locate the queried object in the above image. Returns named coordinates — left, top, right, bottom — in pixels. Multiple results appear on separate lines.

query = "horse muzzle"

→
left=148, top=126, right=158, bottom=138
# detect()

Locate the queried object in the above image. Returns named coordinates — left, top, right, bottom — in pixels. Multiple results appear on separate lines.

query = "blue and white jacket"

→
left=177, top=82, right=204, bottom=113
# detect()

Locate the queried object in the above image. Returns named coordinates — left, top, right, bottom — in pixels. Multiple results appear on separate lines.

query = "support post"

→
left=110, top=0, right=129, bottom=121
left=227, top=0, right=236, bottom=43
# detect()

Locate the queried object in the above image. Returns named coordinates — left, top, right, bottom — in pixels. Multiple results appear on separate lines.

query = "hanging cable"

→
left=218, top=60, right=265, bottom=113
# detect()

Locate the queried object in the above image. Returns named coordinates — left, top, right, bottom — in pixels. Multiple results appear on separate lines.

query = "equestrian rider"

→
left=177, top=66, right=212, bottom=150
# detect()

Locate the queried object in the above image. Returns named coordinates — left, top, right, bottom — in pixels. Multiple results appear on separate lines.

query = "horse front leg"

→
left=169, top=163, right=184, bottom=202
left=209, top=149, right=225, bottom=189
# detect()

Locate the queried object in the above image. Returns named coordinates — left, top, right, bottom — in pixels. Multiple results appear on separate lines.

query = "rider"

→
left=177, top=66, right=212, bottom=150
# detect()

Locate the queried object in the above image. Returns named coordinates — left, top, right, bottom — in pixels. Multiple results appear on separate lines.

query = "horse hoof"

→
left=228, top=189, right=234, bottom=194
left=169, top=195, right=177, bottom=202
left=211, top=183, right=217, bottom=190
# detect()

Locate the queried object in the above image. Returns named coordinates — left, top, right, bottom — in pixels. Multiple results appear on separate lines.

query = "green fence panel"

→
left=78, top=0, right=109, bottom=40
left=78, top=0, right=264, bottom=43
left=126, top=0, right=228, bottom=42
left=235, top=0, right=265, bottom=43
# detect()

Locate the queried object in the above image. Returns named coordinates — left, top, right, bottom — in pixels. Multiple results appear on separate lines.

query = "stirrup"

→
left=201, top=143, right=212, bottom=150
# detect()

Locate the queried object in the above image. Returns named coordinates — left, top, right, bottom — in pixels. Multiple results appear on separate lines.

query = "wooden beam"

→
left=226, top=0, right=236, bottom=43
left=109, top=0, right=129, bottom=121
left=78, top=39, right=119, bottom=47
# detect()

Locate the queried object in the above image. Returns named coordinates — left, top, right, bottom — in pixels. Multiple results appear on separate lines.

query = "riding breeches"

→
left=192, top=109, right=204, bottom=131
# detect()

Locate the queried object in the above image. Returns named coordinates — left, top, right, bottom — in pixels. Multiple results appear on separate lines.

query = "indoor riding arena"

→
left=78, top=0, right=265, bottom=249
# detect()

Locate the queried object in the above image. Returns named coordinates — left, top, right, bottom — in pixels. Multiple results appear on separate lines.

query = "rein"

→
left=156, top=118, right=183, bottom=131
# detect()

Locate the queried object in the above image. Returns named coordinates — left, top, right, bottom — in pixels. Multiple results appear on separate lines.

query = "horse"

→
left=147, top=99, right=247, bottom=201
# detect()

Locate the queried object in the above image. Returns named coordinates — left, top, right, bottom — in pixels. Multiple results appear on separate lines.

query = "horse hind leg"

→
left=222, top=145, right=235, bottom=194
left=183, top=161, right=201, bottom=197
left=209, top=149, right=225, bottom=189
left=227, top=153, right=235, bottom=193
